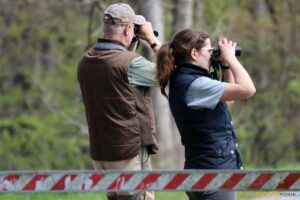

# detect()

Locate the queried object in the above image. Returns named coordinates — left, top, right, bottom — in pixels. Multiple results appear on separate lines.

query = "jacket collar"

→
left=94, top=38, right=127, bottom=51
left=176, top=62, right=211, bottom=77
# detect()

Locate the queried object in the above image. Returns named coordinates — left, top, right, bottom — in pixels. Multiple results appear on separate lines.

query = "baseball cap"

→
left=103, top=3, right=146, bottom=25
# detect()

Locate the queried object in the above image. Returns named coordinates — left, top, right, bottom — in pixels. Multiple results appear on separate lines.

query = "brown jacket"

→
left=77, top=40, right=158, bottom=161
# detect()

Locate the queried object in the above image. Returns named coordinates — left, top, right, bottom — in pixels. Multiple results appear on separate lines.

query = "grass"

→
left=0, top=191, right=259, bottom=200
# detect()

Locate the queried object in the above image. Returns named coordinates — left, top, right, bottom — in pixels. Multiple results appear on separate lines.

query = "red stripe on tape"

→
left=3, top=175, right=20, bottom=183
left=108, top=174, right=133, bottom=190
left=23, top=175, right=48, bottom=191
left=135, top=173, right=161, bottom=190
left=219, top=173, right=246, bottom=189
left=248, top=173, right=274, bottom=189
left=276, top=173, right=300, bottom=189
left=192, top=173, right=218, bottom=189
left=51, top=174, right=77, bottom=190
left=164, top=173, right=190, bottom=189
left=82, top=174, right=105, bottom=190
left=0, top=175, right=20, bottom=191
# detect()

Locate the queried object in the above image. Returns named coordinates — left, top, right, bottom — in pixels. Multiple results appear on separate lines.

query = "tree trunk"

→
left=167, top=0, right=194, bottom=169
left=138, top=0, right=184, bottom=169
left=172, top=0, right=193, bottom=34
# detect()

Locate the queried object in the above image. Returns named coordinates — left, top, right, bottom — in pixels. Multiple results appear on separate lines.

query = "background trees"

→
left=0, top=0, right=299, bottom=170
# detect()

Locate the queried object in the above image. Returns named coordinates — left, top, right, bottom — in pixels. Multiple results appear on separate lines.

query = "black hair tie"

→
left=169, top=41, right=175, bottom=49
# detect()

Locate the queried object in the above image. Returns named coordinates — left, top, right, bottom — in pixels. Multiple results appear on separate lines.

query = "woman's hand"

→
left=218, top=38, right=238, bottom=66
left=218, top=38, right=256, bottom=101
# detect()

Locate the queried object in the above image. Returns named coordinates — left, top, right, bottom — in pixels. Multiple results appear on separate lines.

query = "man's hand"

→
left=137, top=22, right=156, bottom=45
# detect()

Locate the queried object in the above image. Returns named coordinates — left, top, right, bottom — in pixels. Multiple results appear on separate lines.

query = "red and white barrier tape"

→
left=0, top=170, right=299, bottom=192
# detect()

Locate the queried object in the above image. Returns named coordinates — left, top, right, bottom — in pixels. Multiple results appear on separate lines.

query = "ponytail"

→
left=156, top=43, right=175, bottom=97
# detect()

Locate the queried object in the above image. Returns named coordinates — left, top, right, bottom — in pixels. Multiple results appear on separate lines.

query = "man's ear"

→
left=124, top=25, right=130, bottom=36
left=190, top=48, right=198, bottom=61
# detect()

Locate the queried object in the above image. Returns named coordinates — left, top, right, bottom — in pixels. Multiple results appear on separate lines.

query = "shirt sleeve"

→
left=127, top=56, right=158, bottom=87
left=184, top=76, right=227, bottom=110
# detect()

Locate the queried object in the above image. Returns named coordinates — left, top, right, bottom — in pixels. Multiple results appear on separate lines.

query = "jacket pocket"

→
left=216, top=138, right=234, bottom=158
left=214, top=137, right=237, bottom=168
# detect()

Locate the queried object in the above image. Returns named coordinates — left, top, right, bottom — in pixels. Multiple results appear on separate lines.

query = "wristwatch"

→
left=150, top=42, right=158, bottom=49
left=150, top=38, right=161, bottom=49
left=221, top=64, right=230, bottom=70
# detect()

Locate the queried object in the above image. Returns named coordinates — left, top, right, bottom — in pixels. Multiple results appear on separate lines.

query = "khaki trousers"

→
left=93, top=146, right=154, bottom=200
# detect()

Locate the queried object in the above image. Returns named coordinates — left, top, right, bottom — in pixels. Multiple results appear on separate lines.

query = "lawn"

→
left=0, top=191, right=257, bottom=200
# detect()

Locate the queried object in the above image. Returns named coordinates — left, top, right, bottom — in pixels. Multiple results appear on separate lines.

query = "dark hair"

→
left=156, top=29, right=209, bottom=96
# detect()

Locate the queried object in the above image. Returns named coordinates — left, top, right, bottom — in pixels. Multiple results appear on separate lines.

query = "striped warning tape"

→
left=0, top=170, right=299, bottom=193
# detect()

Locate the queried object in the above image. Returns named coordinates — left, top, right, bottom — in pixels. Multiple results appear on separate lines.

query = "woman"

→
left=156, top=29, right=256, bottom=200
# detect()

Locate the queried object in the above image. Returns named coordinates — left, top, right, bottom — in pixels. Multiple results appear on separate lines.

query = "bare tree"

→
left=138, top=0, right=184, bottom=169
left=172, top=0, right=193, bottom=34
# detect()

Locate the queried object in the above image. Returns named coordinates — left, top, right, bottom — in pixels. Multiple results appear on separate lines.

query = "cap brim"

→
left=134, top=15, right=146, bottom=25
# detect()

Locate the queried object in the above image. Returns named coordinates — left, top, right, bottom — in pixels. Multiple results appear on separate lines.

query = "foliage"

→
left=193, top=0, right=300, bottom=168
left=0, top=0, right=299, bottom=170
left=0, top=0, right=93, bottom=170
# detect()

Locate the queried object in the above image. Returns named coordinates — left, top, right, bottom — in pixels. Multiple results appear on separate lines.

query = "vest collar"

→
left=94, top=38, right=127, bottom=51
left=177, top=63, right=211, bottom=78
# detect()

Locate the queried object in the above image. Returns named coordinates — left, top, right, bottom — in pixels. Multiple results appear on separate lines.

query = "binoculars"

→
left=130, top=25, right=159, bottom=51
left=134, top=25, right=159, bottom=37
left=212, top=45, right=242, bottom=57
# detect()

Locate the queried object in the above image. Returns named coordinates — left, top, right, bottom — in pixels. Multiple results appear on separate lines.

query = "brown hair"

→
left=156, top=29, right=209, bottom=96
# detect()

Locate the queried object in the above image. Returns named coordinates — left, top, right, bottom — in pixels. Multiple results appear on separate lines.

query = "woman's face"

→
left=190, top=38, right=212, bottom=69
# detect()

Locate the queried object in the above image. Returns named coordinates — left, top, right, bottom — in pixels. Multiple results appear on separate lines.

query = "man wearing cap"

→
left=77, top=3, right=160, bottom=200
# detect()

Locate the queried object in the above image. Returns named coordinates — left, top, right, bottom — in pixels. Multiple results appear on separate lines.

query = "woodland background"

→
left=0, top=0, right=299, bottom=170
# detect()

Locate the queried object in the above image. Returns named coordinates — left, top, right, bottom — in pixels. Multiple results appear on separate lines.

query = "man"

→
left=77, top=3, right=160, bottom=200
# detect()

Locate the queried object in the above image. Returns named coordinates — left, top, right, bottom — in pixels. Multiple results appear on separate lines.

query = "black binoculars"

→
left=134, top=25, right=158, bottom=37
left=212, top=45, right=241, bottom=57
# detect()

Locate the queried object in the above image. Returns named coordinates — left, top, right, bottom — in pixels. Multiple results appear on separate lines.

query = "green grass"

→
left=0, top=192, right=185, bottom=200
left=238, top=192, right=257, bottom=200
left=0, top=192, right=259, bottom=200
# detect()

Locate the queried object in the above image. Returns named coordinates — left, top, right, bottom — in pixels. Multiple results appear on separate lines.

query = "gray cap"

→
left=104, top=3, right=146, bottom=25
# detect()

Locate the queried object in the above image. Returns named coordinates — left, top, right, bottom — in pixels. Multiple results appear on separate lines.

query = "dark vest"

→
left=169, top=63, right=242, bottom=169
left=77, top=39, right=158, bottom=161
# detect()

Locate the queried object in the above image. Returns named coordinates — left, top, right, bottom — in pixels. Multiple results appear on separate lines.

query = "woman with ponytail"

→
left=156, top=29, right=256, bottom=200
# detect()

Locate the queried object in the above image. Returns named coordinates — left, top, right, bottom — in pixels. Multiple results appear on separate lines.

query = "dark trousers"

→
left=186, top=191, right=237, bottom=200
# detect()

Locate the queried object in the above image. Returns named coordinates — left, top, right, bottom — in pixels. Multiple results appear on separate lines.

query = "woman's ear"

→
left=190, top=48, right=198, bottom=61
